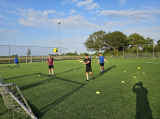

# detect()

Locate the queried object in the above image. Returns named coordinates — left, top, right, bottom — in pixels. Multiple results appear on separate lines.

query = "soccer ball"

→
left=53, top=48, right=58, bottom=53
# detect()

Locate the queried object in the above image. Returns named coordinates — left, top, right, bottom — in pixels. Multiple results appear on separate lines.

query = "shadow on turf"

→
left=26, top=75, right=86, bottom=118
left=55, top=67, right=84, bottom=75
left=132, top=82, right=153, bottom=119
left=94, top=65, right=116, bottom=80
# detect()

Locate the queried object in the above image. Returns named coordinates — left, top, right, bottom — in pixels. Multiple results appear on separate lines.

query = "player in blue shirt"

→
left=97, top=53, right=108, bottom=73
left=14, top=56, right=19, bottom=68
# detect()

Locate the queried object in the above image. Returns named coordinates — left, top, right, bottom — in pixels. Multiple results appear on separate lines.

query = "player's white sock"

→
left=87, top=79, right=89, bottom=80
left=49, top=73, right=51, bottom=75
left=92, top=76, right=93, bottom=77
left=52, top=73, right=54, bottom=74
left=101, top=70, right=102, bottom=72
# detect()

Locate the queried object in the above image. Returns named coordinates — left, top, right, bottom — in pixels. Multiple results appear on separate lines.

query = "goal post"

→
left=0, top=75, right=37, bottom=119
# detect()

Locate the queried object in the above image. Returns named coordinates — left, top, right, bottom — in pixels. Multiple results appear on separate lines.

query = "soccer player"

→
left=14, top=56, right=19, bottom=68
left=97, top=53, right=108, bottom=73
left=47, top=54, right=54, bottom=76
left=78, top=54, right=94, bottom=81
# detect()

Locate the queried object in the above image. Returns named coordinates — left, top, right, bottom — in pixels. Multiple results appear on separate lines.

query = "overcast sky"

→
left=0, top=0, right=160, bottom=55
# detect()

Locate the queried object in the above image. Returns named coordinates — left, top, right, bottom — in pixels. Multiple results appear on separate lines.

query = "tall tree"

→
left=27, top=47, right=31, bottom=57
left=104, top=31, right=127, bottom=53
left=83, top=30, right=106, bottom=55
left=142, top=37, right=154, bottom=52
left=74, top=51, right=78, bottom=56
left=127, top=33, right=145, bottom=47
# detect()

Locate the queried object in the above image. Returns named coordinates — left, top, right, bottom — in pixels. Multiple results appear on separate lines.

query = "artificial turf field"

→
left=0, top=58, right=160, bottom=119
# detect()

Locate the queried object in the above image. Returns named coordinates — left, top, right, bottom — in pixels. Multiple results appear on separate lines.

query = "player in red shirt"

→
left=47, top=54, right=54, bottom=76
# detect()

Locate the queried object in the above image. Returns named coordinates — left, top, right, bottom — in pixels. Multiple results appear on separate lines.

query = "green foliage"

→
left=104, top=31, right=127, bottom=53
left=83, top=30, right=106, bottom=55
left=26, top=47, right=31, bottom=57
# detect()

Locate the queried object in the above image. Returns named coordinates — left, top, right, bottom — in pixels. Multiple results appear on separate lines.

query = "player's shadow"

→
left=56, top=67, right=84, bottom=75
left=26, top=76, right=86, bottom=118
left=132, top=82, right=153, bottom=119
left=94, top=65, right=116, bottom=80
left=20, top=77, right=55, bottom=91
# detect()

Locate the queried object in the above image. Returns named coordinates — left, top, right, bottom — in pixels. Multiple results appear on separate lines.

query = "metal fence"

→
left=0, top=45, right=70, bottom=63
left=106, top=52, right=160, bottom=59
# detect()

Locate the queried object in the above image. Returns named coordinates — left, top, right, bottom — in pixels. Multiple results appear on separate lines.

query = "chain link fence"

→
left=0, top=45, right=70, bottom=63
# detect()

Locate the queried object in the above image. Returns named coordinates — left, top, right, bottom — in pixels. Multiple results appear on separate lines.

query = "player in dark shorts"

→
left=47, top=54, right=54, bottom=76
left=97, top=53, right=108, bottom=73
left=14, top=56, right=19, bottom=68
left=78, top=54, right=94, bottom=81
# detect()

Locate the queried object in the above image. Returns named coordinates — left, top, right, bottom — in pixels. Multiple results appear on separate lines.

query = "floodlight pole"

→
left=58, top=22, right=61, bottom=60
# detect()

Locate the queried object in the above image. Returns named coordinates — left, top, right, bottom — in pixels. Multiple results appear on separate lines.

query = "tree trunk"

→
left=113, top=46, right=116, bottom=53
left=97, top=49, right=99, bottom=56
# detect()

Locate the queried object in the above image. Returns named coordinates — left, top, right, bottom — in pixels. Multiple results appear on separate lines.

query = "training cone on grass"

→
left=124, top=71, right=126, bottom=72
left=138, top=67, right=140, bottom=69
left=143, top=72, right=145, bottom=74
left=38, top=75, right=40, bottom=76
left=121, top=81, right=125, bottom=83
left=96, top=91, right=100, bottom=94
left=133, top=76, right=136, bottom=78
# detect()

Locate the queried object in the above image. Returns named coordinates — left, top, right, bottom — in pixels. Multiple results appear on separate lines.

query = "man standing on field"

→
left=47, top=54, right=54, bottom=76
left=97, top=53, right=108, bottom=73
left=14, top=56, right=19, bottom=68
left=78, top=54, right=94, bottom=81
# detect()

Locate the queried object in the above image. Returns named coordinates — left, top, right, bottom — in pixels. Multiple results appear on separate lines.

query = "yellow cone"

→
left=96, top=91, right=100, bottom=94
left=124, top=71, right=126, bottom=72
left=133, top=76, right=136, bottom=78
left=143, top=72, right=145, bottom=74
left=138, top=67, right=140, bottom=69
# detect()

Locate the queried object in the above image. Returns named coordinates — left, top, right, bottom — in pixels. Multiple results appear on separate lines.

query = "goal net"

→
left=0, top=75, right=37, bottom=119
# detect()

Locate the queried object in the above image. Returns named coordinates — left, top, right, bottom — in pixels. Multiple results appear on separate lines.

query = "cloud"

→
left=14, top=9, right=106, bottom=30
left=119, top=0, right=125, bottom=4
left=0, top=28, right=18, bottom=36
left=123, top=26, right=160, bottom=41
left=100, top=9, right=160, bottom=21
left=85, top=3, right=100, bottom=10
left=62, top=0, right=78, bottom=4
left=71, top=10, right=77, bottom=13
left=70, top=10, right=77, bottom=15
left=0, top=15, right=2, bottom=18
left=89, top=10, right=100, bottom=14
left=58, top=11, right=66, bottom=16
left=76, top=0, right=93, bottom=7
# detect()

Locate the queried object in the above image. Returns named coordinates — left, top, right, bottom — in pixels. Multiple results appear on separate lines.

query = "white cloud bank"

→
left=101, top=9, right=160, bottom=19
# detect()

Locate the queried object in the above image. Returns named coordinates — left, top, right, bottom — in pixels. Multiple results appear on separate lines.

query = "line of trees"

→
left=83, top=30, right=160, bottom=55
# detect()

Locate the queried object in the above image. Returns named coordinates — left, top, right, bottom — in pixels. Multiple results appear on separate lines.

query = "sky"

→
left=0, top=0, right=160, bottom=55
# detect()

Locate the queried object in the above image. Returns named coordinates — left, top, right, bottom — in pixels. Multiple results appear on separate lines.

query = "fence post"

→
left=31, top=56, right=32, bottom=63
left=137, top=45, right=138, bottom=58
left=9, top=45, right=10, bottom=63
left=68, top=48, right=69, bottom=60
left=153, top=41, right=154, bottom=58
left=19, top=56, right=20, bottom=62
left=44, top=47, right=45, bottom=56
left=42, top=56, right=43, bottom=62
left=26, top=56, right=27, bottom=63
left=123, top=46, right=124, bottom=58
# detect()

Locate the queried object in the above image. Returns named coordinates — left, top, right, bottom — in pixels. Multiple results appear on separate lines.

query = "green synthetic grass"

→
left=0, top=59, right=160, bottom=119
